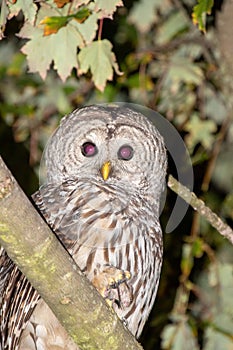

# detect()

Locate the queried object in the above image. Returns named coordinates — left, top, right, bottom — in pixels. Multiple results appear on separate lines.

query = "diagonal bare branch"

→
left=0, top=156, right=143, bottom=350
left=168, top=174, right=233, bottom=245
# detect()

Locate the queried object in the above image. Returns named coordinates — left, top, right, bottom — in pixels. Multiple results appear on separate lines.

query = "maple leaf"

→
left=94, top=0, right=123, bottom=18
left=40, top=8, right=90, bottom=36
left=75, top=12, right=98, bottom=44
left=78, top=39, right=122, bottom=91
left=19, top=23, right=83, bottom=81
left=184, top=114, right=217, bottom=152
left=192, top=0, right=213, bottom=32
left=8, top=0, right=37, bottom=24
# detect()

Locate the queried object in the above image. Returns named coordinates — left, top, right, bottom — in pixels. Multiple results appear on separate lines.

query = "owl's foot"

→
left=92, top=265, right=133, bottom=310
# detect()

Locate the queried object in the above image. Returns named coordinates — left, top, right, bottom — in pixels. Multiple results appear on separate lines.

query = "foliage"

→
left=184, top=114, right=217, bottom=152
left=78, top=39, right=122, bottom=91
left=192, top=0, right=214, bottom=32
left=0, top=0, right=233, bottom=349
left=1, top=0, right=123, bottom=90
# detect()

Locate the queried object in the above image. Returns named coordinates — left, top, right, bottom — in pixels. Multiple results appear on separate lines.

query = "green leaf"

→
left=192, top=0, right=214, bottom=32
left=181, top=243, right=193, bottom=277
left=156, top=11, right=189, bottom=45
left=161, top=320, right=199, bottom=350
left=0, top=0, right=9, bottom=39
left=40, top=16, right=71, bottom=36
left=40, top=8, right=90, bottom=36
left=8, top=0, right=37, bottom=24
left=212, top=146, right=233, bottom=193
left=222, top=193, right=233, bottom=220
left=19, top=23, right=83, bottom=81
left=196, top=262, right=233, bottom=340
left=212, top=263, right=233, bottom=314
left=167, top=57, right=203, bottom=86
left=78, top=39, right=122, bottom=91
left=7, top=52, right=26, bottom=76
left=204, top=86, right=227, bottom=123
left=37, top=76, right=72, bottom=115
left=129, top=0, right=162, bottom=33
left=204, top=326, right=233, bottom=350
left=94, top=0, right=123, bottom=18
left=192, top=238, right=204, bottom=258
left=75, top=12, right=98, bottom=44
left=184, top=114, right=217, bottom=152
left=73, top=7, right=90, bottom=22
left=161, top=323, right=177, bottom=349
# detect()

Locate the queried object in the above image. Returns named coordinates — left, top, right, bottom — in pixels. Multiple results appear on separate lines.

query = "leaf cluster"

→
left=1, top=0, right=123, bottom=90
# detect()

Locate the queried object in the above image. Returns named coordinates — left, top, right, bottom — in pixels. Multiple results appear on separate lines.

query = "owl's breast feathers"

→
left=33, top=178, right=158, bottom=252
left=32, top=177, right=162, bottom=338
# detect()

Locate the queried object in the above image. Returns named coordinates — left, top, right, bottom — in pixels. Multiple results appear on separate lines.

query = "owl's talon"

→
left=92, top=266, right=133, bottom=310
left=108, top=270, right=130, bottom=289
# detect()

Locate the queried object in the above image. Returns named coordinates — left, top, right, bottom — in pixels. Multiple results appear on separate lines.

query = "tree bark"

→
left=0, top=156, right=143, bottom=350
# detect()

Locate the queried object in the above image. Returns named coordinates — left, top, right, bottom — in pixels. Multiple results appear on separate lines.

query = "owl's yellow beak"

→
left=100, top=161, right=111, bottom=181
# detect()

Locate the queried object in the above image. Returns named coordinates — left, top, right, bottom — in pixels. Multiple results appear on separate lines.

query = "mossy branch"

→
left=168, top=174, right=233, bottom=245
left=0, top=156, right=142, bottom=350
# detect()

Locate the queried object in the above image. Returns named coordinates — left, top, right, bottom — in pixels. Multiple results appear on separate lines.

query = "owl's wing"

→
left=32, top=187, right=56, bottom=228
left=32, top=182, right=83, bottom=252
left=0, top=247, right=40, bottom=350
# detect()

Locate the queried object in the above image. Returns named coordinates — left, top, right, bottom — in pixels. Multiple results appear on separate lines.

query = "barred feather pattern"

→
left=0, top=105, right=167, bottom=349
left=0, top=249, right=40, bottom=349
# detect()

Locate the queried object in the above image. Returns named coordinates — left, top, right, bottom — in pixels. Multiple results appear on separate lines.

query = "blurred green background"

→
left=0, top=0, right=233, bottom=349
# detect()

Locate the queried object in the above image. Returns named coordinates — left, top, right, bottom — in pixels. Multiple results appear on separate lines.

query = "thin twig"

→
left=167, top=174, right=233, bottom=245
left=98, top=18, right=104, bottom=40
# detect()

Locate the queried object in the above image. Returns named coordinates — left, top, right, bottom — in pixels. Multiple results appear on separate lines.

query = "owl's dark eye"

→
left=81, top=142, right=98, bottom=157
left=118, top=145, right=134, bottom=160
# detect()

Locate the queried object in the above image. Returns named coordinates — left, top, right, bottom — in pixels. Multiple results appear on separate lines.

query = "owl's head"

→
left=43, top=104, right=167, bottom=200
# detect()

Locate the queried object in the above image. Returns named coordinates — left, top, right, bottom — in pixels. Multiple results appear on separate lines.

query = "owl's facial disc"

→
left=100, top=144, right=134, bottom=181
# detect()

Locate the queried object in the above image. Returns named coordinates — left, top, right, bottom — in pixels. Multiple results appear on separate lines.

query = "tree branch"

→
left=0, top=156, right=142, bottom=350
left=168, top=174, right=233, bottom=245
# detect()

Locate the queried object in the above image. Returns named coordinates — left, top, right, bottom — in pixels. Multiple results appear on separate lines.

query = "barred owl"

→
left=0, top=105, right=167, bottom=349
